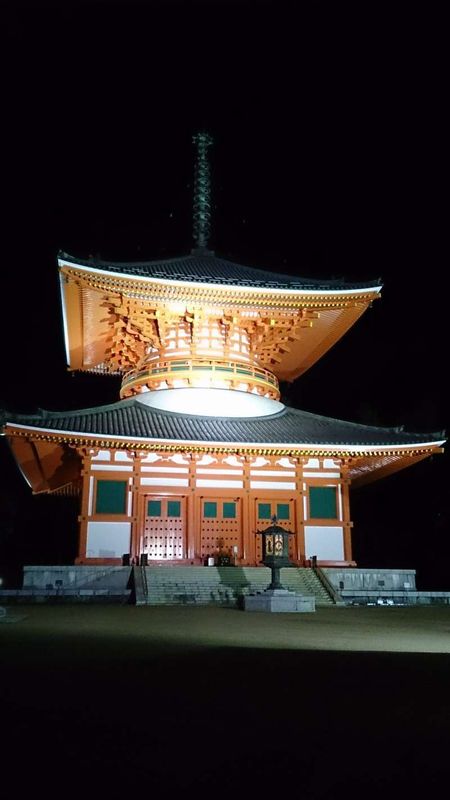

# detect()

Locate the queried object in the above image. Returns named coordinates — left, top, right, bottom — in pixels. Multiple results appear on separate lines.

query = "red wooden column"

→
left=241, top=454, right=251, bottom=564
left=294, top=456, right=305, bottom=564
left=191, top=453, right=203, bottom=561
left=341, top=460, right=353, bottom=562
left=186, top=453, right=197, bottom=560
left=130, top=451, right=144, bottom=562
left=75, top=446, right=91, bottom=564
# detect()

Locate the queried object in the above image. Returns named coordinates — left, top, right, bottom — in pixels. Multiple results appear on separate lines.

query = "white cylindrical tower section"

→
left=120, top=313, right=280, bottom=401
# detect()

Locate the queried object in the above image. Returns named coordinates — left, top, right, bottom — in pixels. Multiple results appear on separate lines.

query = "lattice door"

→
left=255, top=499, right=296, bottom=562
left=200, top=498, right=242, bottom=559
left=143, top=496, right=186, bottom=560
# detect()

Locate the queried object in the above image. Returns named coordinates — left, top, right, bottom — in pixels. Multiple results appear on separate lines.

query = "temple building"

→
left=1, top=134, right=445, bottom=569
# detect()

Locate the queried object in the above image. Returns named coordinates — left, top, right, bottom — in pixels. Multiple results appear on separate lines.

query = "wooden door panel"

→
left=143, top=496, right=186, bottom=560
left=200, top=498, right=242, bottom=559
left=255, top=499, right=296, bottom=562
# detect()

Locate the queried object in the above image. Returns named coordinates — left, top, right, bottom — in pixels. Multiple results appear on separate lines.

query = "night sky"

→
left=1, top=1, right=448, bottom=587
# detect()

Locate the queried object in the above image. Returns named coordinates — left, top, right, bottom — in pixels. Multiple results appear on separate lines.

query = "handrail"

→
left=140, top=565, right=148, bottom=597
left=313, top=566, right=344, bottom=605
left=122, top=358, right=278, bottom=388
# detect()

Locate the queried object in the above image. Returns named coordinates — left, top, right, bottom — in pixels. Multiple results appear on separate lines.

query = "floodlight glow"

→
left=59, top=273, right=71, bottom=367
left=58, top=258, right=383, bottom=298
left=136, top=387, right=285, bottom=417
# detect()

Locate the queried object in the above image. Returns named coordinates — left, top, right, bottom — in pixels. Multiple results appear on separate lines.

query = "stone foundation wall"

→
left=22, top=565, right=132, bottom=590
left=323, top=568, right=416, bottom=592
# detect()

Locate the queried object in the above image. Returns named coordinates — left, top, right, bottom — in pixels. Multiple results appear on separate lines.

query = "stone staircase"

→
left=134, top=566, right=336, bottom=607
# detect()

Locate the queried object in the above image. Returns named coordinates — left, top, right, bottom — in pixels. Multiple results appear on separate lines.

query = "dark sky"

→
left=1, top=1, right=448, bottom=586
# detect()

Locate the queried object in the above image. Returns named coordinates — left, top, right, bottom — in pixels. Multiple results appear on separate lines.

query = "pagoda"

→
left=1, top=134, right=445, bottom=568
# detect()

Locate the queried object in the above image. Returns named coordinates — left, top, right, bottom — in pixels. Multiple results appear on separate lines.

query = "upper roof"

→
left=59, top=250, right=381, bottom=292
left=58, top=252, right=382, bottom=381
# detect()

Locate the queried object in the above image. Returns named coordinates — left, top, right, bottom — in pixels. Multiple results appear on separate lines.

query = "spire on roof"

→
left=192, top=131, right=213, bottom=254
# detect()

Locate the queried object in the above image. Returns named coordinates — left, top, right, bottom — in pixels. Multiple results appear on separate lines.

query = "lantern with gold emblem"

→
left=260, top=515, right=294, bottom=590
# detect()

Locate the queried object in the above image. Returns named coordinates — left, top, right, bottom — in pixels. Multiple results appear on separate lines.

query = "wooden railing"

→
left=121, top=358, right=279, bottom=394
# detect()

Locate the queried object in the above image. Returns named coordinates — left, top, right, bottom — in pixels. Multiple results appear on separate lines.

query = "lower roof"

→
left=2, top=399, right=444, bottom=491
left=2, top=397, right=444, bottom=449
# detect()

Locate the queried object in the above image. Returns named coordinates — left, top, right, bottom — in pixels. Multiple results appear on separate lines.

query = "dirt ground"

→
left=2, top=604, right=450, bottom=798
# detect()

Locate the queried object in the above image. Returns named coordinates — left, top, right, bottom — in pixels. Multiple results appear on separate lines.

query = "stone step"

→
left=140, top=566, right=334, bottom=606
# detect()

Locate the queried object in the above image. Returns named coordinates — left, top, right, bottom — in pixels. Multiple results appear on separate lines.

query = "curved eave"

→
left=349, top=450, right=445, bottom=486
left=58, top=260, right=381, bottom=374
left=273, top=303, right=372, bottom=382
left=3, top=422, right=443, bottom=490
left=58, top=257, right=382, bottom=297
left=3, top=428, right=81, bottom=493
left=59, top=270, right=84, bottom=369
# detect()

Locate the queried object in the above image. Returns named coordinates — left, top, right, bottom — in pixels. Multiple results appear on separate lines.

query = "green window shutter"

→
left=309, top=487, right=337, bottom=519
left=277, top=503, right=290, bottom=520
left=223, top=502, right=236, bottom=519
left=204, top=501, right=217, bottom=518
left=147, top=500, right=162, bottom=517
left=167, top=500, right=181, bottom=517
left=95, top=480, right=127, bottom=515
left=258, top=503, right=272, bottom=520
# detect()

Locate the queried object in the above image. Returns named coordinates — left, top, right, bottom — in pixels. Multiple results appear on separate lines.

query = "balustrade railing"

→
left=122, top=358, right=279, bottom=392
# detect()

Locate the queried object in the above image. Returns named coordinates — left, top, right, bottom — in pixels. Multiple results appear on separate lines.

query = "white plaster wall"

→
left=304, top=526, right=344, bottom=561
left=91, top=450, right=111, bottom=461
left=252, top=457, right=271, bottom=467
left=303, top=471, right=340, bottom=478
left=250, top=481, right=296, bottom=490
left=197, top=468, right=243, bottom=475
left=91, top=464, right=133, bottom=471
left=197, top=455, right=217, bottom=465
left=88, top=476, right=94, bottom=516
left=337, top=486, right=343, bottom=521
left=196, top=479, right=243, bottom=488
left=140, top=477, right=189, bottom=487
left=114, top=451, right=134, bottom=462
left=141, top=466, right=189, bottom=473
left=250, top=470, right=295, bottom=477
left=170, top=454, right=190, bottom=465
left=86, top=522, right=131, bottom=559
left=324, top=458, right=340, bottom=469
left=127, top=480, right=133, bottom=516
left=277, top=457, right=296, bottom=468
left=140, top=453, right=162, bottom=464
left=304, top=458, right=320, bottom=469
left=224, top=455, right=244, bottom=467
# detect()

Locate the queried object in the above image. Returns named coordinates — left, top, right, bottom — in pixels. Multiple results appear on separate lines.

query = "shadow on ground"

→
left=1, top=606, right=449, bottom=798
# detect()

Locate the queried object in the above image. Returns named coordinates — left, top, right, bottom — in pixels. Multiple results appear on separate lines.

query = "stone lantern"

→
left=243, top=515, right=316, bottom=613
left=260, top=516, right=293, bottom=590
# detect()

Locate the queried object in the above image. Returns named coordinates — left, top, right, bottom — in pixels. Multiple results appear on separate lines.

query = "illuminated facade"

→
left=1, top=135, right=444, bottom=567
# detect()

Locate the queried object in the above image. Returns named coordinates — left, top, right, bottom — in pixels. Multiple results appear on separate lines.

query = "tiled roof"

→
left=2, top=399, right=443, bottom=447
left=58, top=251, right=381, bottom=292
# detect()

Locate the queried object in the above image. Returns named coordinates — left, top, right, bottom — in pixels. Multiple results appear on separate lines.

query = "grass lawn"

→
left=2, top=605, right=450, bottom=798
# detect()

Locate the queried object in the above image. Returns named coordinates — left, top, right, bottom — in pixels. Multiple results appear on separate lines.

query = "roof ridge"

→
left=2, top=399, right=445, bottom=445
left=285, top=405, right=446, bottom=438
left=58, top=250, right=382, bottom=290
left=2, top=397, right=135, bottom=420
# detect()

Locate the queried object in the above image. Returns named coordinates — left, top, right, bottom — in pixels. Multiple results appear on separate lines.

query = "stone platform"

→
left=243, top=588, right=315, bottom=613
